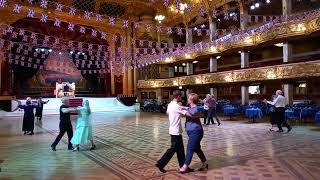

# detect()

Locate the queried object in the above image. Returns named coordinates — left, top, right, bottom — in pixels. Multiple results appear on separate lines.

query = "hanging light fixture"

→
left=154, top=15, right=165, bottom=23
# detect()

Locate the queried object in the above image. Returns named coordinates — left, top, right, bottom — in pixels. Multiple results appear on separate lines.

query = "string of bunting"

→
left=0, top=38, right=109, bottom=62
left=0, top=23, right=188, bottom=58
left=0, top=25, right=188, bottom=60
left=0, top=52, right=107, bottom=74
left=0, top=0, right=233, bottom=38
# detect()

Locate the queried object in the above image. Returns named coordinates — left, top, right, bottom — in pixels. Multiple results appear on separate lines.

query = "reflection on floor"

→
left=0, top=112, right=320, bottom=180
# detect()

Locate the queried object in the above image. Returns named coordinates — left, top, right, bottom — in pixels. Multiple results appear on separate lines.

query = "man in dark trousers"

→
left=265, top=90, right=292, bottom=132
left=35, top=97, right=49, bottom=121
left=51, top=98, right=73, bottom=151
left=155, top=90, right=192, bottom=173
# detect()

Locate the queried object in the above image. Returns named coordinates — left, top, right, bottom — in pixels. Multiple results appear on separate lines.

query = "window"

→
left=249, top=85, right=261, bottom=94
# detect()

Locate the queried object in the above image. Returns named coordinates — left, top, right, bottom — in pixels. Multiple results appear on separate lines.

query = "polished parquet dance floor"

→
left=0, top=112, right=320, bottom=180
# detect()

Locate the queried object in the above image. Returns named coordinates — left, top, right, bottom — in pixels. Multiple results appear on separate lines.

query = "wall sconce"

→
left=210, top=46, right=218, bottom=53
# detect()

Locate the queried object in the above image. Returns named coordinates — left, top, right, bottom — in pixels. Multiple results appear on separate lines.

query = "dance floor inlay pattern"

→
left=1, top=112, right=320, bottom=180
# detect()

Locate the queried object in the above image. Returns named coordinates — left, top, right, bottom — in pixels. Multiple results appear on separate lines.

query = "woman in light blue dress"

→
left=70, top=100, right=96, bottom=151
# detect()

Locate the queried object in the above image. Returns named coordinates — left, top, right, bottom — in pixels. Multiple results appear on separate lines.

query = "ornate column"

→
left=283, top=42, right=293, bottom=63
left=239, top=0, right=249, bottom=31
left=0, top=60, right=2, bottom=95
left=210, top=88, right=218, bottom=98
left=241, top=51, right=249, bottom=68
left=168, top=67, right=174, bottom=77
left=127, top=68, right=133, bottom=95
left=133, top=68, right=138, bottom=95
left=241, top=51, right=249, bottom=105
left=110, top=42, right=116, bottom=95
left=186, top=63, right=193, bottom=75
left=282, top=0, right=293, bottom=104
left=210, top=57, right=217, bottom=97
left=123, top=66, right=128, bottom=95
left=210, top=57, right=217, bottom=72
left=186, top=28, right=193, bottom=44
left=282, top=0, right=292, bottom=16
left=283, top=84, right=293, bottom=105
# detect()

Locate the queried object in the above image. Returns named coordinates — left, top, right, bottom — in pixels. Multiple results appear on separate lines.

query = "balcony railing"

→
left=138, top=60, right=320, bottom=89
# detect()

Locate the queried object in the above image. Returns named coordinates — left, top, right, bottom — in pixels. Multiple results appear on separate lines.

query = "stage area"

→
left=0, top=112, right=320, bottom=179
left=4, top=97, right=139, bottom=116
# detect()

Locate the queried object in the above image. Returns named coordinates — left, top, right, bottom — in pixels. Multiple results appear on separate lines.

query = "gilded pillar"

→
left=210, top=57, right=218, bottom=98
left=123, top=66, right=128, bottom=95
left=241, top=51, right=249, bottom=68
left=241, top=51, right=249, bottom=105
left=210, top=57, right=217, bottom=72
left=0, top=60, right=2, bottom=95
left=128, top=68, right=133, bottom=95
left=282, top=0, right=292, bottom=16
left=283, top=84, right=293, bottom=105
left=283, top=42, right=292, bottom=63
left=239, top=0, right=249, bottom=31
left=133, top=68, right=138, bottom=95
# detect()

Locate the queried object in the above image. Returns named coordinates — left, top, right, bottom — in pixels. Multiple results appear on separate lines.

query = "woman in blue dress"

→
left=179, top=93, right=208, bottom=173
left=69, top=100, right=96, bottom=151
left=18, top=97, right=38, bottom=135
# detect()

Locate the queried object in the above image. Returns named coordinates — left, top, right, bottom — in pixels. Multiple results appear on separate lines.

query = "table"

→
left=224, top=107, right=237, bottom=120
left=245, top=108, right=262, bottom=123
left=301, top=107, right=314, bottom=118
left=285, top=109, right=294, bottom=120
left=315, top=112, right=320, bottom=123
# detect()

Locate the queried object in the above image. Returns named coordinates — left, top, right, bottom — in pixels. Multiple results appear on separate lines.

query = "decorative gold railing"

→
left=137, top=60, right=320, bottom=89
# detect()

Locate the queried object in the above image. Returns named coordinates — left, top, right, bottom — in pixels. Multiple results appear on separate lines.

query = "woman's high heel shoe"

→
left=72, top=147, right=79, bottom=151
left=198, top=164, right=208, bottom=171
left=90, top=145, right=96, bottom=150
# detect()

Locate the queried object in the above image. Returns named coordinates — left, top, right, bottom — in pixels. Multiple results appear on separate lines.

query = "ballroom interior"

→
left=1, top=0, right=320, bottom=179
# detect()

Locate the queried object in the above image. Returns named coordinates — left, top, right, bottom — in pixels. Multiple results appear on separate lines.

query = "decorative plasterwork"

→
left=137, top=60, right=320, bottom=89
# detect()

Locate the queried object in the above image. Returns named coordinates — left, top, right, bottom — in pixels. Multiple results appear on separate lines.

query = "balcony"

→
left=137, top=60, right=320, bottom=89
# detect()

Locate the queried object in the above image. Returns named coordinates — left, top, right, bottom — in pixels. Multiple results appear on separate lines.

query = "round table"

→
left=315, top=112, right=320, bottom=123
left=224, top=107, right=237, bottom=120
left=285, top=109, right=294, bottom=120
left=245, top=108, right=262, bottom=123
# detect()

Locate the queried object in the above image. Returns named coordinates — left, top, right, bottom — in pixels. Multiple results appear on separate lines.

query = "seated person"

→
left=63, top=84, right=70, bottom=96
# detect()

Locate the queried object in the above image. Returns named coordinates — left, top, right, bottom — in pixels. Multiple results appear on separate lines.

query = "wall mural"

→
left=29, top=54, right=83, bottom=87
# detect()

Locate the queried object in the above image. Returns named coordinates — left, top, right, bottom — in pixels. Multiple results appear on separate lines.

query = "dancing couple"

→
left=51, top=98, right=96, bottom=151
left=203, top=94, right=220, bottom=126
left=156, top=90, right=208, bottom=173
left=264, top=90, right=292, bottom=133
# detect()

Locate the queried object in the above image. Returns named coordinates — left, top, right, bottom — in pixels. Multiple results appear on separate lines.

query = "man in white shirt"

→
left=264, top=90, right=292, bottom=132
left=156, top=90, right=189, bottom=173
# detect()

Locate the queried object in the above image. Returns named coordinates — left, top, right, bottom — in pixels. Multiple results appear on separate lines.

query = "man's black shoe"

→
left=155, top=163, right=167, bottom=173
